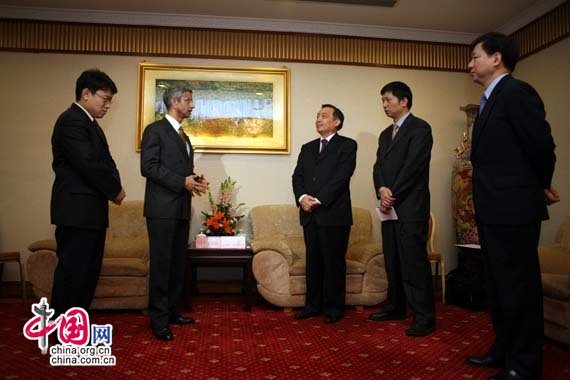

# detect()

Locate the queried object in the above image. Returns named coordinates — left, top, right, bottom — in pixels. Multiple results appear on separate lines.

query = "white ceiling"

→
left=0, top=0, right=565, bottom=43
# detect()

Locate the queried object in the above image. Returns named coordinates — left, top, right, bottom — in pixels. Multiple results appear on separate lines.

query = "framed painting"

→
left=136, top=63, right=290, bottom=154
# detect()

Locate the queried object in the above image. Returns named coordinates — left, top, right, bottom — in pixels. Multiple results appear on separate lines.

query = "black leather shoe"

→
left=466, top=355, right=504, bottom=368
left=324, top=315, right=342, bottom=324
left=503, top=369, right=523, bottom=380
left=169, top=315, right=195, bottom=325
left=294, top=310, right=321, bottom=319
left=368, top=311, right=406, bottom=321
left=405, top=323, right=435, bottom=336
left=152, top=327, right=174, bottom=341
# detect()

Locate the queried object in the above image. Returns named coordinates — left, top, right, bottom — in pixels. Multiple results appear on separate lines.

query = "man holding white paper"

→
left=369, top=81, right=435, bottom=337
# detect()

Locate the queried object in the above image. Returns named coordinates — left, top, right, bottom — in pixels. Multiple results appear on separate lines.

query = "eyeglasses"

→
left=94, top=92, right=113, bottom=105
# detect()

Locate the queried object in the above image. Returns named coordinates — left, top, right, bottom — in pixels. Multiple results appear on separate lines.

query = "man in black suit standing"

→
left=368, top=81, right=435, bottom=337
left=292, top=104, right=357, bottom=324
left=465, top=32, right=559, bottom=380
left=141, top=84, right=209, bottom=341
left=51, top=69, right=126, bottom=319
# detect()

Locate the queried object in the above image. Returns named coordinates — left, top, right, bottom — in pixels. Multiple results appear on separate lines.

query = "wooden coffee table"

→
left=183, top=241, right=255, bottom=311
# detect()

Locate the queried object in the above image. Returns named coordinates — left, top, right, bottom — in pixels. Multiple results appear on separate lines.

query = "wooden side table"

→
left=456, top=244, right=483, bottom=273
left=183, top=242, right=255, bottom=311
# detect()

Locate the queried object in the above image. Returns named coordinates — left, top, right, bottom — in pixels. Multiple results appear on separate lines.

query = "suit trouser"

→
left=477, top=221, right=543, bottom=379
left=381, top=220, right=434, bottom=326
left=147, top=218, right=189, bottom=330
left=303, top=223, right=350, bottom=316
left=51, top=225, right=106, bottom=317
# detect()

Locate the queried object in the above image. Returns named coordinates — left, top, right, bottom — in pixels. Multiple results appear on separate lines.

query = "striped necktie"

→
left=320, top=138, right=328, bottom=154
left=391, top=123, right=399, bottom=139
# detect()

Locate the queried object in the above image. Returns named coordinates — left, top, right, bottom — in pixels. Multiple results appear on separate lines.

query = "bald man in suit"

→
left=292, top=104, right=357, bottom=324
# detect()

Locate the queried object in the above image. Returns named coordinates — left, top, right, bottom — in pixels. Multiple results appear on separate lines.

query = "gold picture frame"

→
left=136, top=63, right=290, bottom=154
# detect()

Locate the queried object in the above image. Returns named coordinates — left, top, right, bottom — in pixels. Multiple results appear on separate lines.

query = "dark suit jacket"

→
left=50, top=103, right=122, bottom=229
left=141, top=118, right=194, bottom=220
left=471, top=75, right=556, bottom=225
left=373, top=113, right=432, bottom=222
left=292, top=134, right=357, bottom=227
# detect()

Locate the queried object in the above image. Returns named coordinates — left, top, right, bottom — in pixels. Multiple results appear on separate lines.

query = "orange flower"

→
left=201, top=177, right=244, bottom=236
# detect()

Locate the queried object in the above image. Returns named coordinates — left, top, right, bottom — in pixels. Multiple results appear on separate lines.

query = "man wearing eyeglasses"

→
left=50, top=68, right=126, bottom=319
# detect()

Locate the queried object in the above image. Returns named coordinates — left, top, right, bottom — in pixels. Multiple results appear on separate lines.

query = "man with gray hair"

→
left=141, top=84, right=209, bottom=341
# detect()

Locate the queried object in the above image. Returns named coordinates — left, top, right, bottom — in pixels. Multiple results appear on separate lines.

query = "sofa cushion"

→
left=288, top=259, right=365, bottom=276
left=250, top=205, right=303, bottom=239
left=346, top=274, right=363, bottom=293
left=94, top=276, right=147, bottom=298
left=289, top=275, right=306, bottom=295
left=347, top=259, right=365, bottom=274
left=101, top=258, right=148, bottom=277
left=104, top=237, right=149, bottom=259
left=284, top=236, right=306, bottom=262
left=107, top=201, right=147, bottom=239
left=289, top=261, right=306, bottom=276
left=542, top=273, right=570, bottom=301
left=543, top=297, right=570, bottom=329
left=538, top=245, right=570, bottom=275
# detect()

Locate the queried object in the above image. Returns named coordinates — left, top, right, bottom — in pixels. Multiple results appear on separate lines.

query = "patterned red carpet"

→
left=1, top=298, right=568, bottom=380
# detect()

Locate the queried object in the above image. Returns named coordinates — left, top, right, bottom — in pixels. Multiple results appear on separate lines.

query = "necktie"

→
left=391, top=123, right=399, bottom=139
left=94, top=120, right=107, bottom=143
left=320, top=138, right=328, bottom=154
left=479, top=94, right=487, bottom=115
left=178, top=127, right=189, bottom=155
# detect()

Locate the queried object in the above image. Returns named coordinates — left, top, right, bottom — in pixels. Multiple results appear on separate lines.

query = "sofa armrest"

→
left=346, top=241, right=382, bottom=265
left=541, top=273, right=570, bottom=301
left=29, top=239, right=57, bottom=252
left=252, top=238, right=294, bottom=266
left=252, top=250, right=292, bottom=295
left=26, top=249, right=58, bottom=298
left=538, top=245, right=570, bottom=275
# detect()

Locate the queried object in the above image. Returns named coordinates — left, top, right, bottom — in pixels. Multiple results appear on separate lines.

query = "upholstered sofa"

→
left=27, top=200, right=149, bottom=310
left=538, top=213, right=570, bottom=345
left=250, top=204, right=387, bottom=310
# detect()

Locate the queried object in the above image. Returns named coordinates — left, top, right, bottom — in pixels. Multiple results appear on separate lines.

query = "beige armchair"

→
left=538, top=213, right=570, bottom=345
left=250, top=204, right=387, bottom=311
left=27, top=200, right=149, bottom=310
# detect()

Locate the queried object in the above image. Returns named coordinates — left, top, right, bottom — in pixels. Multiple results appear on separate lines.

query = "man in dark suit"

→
left=50, top=69, right=126, bottom=319
left=292, top=104, right=357, bottom=324
left=465, top=32, right=559, bottom=380
left=141, top=84, right=209, bottom=341
left=368, top=81, right=435, bottom=337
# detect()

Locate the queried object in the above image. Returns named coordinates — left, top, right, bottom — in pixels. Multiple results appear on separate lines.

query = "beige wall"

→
left=0, top=37, right=567, bottom=280
left=515, top=37, right=570, bottom=243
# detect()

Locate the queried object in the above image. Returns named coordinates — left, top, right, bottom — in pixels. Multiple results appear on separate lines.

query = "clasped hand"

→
left=301, top=195, right=319, bottom=213
left=379, top=186, right=395, bottom=214
left=185, top=174, right=210, bottom=196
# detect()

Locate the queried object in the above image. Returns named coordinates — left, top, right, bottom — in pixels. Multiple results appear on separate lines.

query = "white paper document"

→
left=455, top=244, right=481, bottom=250
left=375, top=207, right=398, bottom=221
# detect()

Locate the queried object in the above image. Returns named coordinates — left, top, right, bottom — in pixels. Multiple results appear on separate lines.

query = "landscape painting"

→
left=137, top=63, right=290, bottom=154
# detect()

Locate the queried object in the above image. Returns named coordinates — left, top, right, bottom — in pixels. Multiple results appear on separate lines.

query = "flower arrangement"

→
left=201, top=177, right=245, bottom=236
